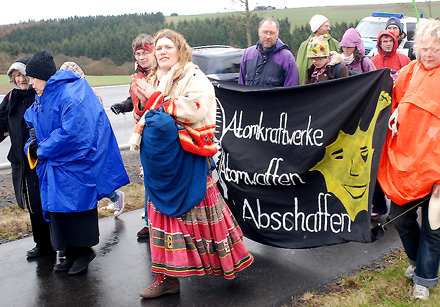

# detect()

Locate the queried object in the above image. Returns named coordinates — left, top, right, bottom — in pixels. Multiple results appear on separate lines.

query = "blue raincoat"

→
left=24, top=70, right=129, bottom=213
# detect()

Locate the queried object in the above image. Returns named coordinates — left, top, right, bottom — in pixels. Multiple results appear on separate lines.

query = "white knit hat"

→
left=310, top=14, right=328, bottom=33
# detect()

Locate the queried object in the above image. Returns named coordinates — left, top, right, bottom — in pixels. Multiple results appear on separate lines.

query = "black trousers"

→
left=29, top=211, right=53, bottom=250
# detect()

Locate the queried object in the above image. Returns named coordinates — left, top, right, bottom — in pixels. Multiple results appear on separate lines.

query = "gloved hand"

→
left=29, top=127, right=36, bottom=140
left=29, top=142, right=38, bottom=160
left=111, top=103, right=124, bottom=115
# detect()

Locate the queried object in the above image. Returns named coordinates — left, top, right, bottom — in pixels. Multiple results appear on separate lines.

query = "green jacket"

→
left=297, top=34, right=340, bottom=85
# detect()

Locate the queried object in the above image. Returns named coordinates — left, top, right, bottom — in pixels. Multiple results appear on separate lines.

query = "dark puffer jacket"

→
left=0, top=86, right=41, bottom=212
left=239, top=38, right=299, bottom=87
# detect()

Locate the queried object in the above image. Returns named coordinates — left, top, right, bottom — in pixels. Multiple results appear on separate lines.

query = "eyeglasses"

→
left=134, top=51, right=151, bottom=58
left=261, top=31, right=277, bottom=37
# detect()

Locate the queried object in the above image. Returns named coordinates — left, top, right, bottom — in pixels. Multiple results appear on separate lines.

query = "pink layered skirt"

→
left=147, top=176, right=253, bottom=279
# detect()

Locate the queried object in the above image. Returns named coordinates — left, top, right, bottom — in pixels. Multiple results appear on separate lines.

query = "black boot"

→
left=27, top=212, right=54, bottom=259
left=54, top=247, right=74, bottom=272
left=68, top=247, right=96, bottom=275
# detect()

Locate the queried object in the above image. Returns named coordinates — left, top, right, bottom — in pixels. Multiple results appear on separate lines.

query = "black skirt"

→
left=47, top=208, right=99, bottom=251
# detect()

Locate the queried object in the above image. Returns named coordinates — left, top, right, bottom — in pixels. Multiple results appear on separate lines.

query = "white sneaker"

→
left=113, top=191, right=125, bottom=217
left=405, top=264, right=416, bottom=279
left=139, top=166, right=144, bottom=178
left=412, top=284, right=429, bottom=300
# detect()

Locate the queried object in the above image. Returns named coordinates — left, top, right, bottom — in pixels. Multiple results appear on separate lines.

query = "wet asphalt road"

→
left=1, top=209, right=401, bottom=307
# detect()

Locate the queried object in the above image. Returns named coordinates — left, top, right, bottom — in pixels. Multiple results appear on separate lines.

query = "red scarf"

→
left=311, top=53, right=333, bottom=83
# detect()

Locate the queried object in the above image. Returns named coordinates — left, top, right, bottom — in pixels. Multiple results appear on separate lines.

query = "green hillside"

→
left=166, top=2, right=440, bottom=30
left=0, top=1, right=439, bottom=77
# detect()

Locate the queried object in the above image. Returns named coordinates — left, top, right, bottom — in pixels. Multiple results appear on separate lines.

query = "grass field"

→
left=0, top=75, right=131, bottom=95
left=166, top=2, right=440, bottom=30
left=1, top=2, right=440, bottom=89
left=83, top=75, right=131, bottom=87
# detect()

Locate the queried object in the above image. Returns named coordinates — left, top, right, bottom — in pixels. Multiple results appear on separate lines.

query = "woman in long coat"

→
left=24, top=50, right=129, bottom=275
left=0, top=56, right=53, bottom=258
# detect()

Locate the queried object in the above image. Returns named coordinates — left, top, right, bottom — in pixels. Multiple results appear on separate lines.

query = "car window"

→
left=406, top=22, right=417, bottom=41
left=222, top=56, right=242, bottom=73
left=192, top=57, right=211, bottom=73
left=356, top=20, right=386, bottom=39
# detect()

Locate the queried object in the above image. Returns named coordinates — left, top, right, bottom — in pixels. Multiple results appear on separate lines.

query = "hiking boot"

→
left=114, top=191, right=125, bottom=217
left=26, top=246, right=55, bottom=259
left=68, top=250, right=96, bottom=275
left=137, top=226, right=149, bottom=238
left=412, top=284, right=429, bottom=300
left=405, top=264, right=416, bottom=279
left=140, top=275, right=180, bottom=299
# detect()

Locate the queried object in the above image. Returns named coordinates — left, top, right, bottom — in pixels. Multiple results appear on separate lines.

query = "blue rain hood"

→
left=24, top=70, right=129, bottom=213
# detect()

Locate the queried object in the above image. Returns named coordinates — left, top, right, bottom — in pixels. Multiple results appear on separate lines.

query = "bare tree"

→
left=229, top=0, right=253, bottom=46
left=425, top=0, right=433, bottom=18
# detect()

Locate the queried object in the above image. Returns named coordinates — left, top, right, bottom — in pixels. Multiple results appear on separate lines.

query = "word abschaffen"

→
left=241, top=193, right=352, bottom=234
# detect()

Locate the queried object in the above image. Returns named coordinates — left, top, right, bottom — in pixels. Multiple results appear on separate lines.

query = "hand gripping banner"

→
left=214, top=69, right=393, bottom=248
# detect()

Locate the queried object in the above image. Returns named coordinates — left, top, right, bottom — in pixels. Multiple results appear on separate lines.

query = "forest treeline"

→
left=0, top=12, right=356, bottom=69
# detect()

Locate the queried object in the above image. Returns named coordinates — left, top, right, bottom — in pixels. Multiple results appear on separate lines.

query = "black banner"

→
left=214, top=69, right=393, bottom=249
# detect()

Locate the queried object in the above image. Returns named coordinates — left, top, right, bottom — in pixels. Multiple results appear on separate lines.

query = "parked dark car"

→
left=191, top=45, right=244, bottom=82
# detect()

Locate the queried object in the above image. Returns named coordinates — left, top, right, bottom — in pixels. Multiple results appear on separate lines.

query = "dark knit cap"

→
left=385, top=17, right=403, bottom=36
left=15, top=56, right=31, bottom=65
left=26, top=50, right=56, bottom=81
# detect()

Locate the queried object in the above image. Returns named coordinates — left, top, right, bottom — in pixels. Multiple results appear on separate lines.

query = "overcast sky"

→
left=1, top=0, right=421, bottom=26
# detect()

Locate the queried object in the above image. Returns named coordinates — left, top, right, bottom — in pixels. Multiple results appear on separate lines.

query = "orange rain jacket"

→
left=371, top=30, right=411, bottom=71
left=378, top=61, right=440, bottom=205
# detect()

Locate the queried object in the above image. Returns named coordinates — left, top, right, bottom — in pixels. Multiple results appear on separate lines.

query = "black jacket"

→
left=0, top=87, right=42, bottom=212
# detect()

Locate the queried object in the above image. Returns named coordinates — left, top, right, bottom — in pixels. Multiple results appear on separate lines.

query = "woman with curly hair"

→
left=130, top=29, right=253, bottom=299
left=378, top=19, right=440, bottom=300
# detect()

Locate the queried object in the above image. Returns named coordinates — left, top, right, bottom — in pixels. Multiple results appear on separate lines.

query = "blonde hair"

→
left=414, top=19, right=440, bottom=60
left=148, top=29, right=192, bottom=78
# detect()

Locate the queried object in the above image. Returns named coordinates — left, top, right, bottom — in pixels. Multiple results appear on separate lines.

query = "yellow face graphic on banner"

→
left=311, top=91, right=391, bottom=221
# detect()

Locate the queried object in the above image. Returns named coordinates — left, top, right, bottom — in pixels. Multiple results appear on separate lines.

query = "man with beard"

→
left=239, top=17, right=299, bottom=87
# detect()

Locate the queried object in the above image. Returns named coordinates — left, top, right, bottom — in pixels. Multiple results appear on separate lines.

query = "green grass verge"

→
left=0, top=75, right=10, bottom=85
left=0, top=75, right=130, bottom=87
left=292, top=248, right=440, bottom=306
left=0, top=75, right=131, bottom=95
left=85, top=75, right=131, bottom=87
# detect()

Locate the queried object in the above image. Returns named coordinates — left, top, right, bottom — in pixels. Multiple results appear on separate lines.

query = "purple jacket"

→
left=239, top=39, right=299, bottom=87
left=339, top=28, right=376, bottom=73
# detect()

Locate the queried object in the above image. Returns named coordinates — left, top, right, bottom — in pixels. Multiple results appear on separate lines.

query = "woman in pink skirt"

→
left=130, top=29, right=253, bottom=299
